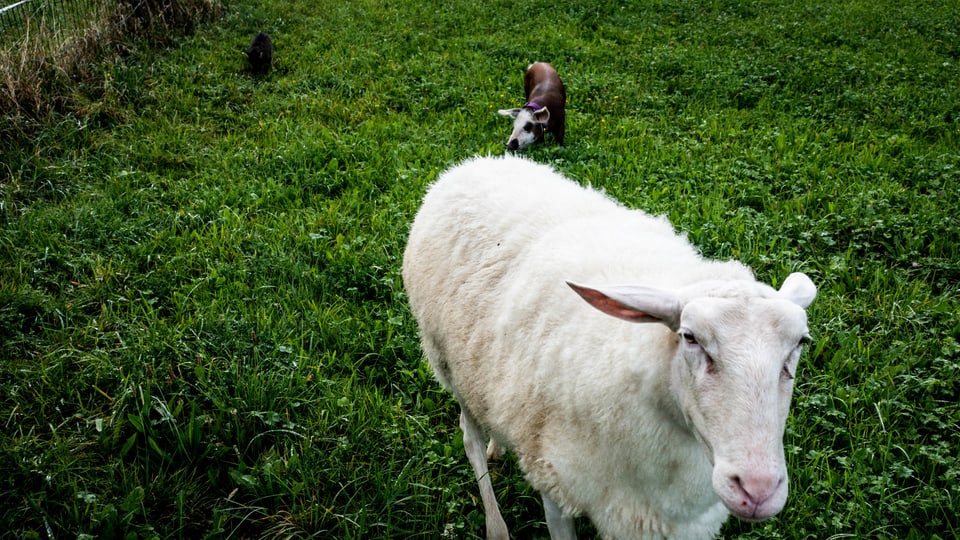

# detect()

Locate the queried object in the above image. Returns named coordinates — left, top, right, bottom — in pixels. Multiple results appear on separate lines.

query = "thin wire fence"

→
left=0, top=0, right=112, bottom=55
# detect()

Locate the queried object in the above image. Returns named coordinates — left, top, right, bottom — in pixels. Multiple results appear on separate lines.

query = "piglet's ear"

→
left=567, top=281, right=683, bottom=331
left=498, top=108, right=521, bottom=118
left=532, top=107, right=550, bottom=122
left=778, top=272, right=817, bottom=308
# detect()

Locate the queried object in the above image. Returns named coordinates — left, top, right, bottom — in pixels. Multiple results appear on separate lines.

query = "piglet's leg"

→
left=543, top=494, right=576, bottom=540
left=460, top=409, right=509, bottom=540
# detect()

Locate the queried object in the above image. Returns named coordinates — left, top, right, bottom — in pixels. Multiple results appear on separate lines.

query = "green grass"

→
left=1, top=0, right=959, bottom=538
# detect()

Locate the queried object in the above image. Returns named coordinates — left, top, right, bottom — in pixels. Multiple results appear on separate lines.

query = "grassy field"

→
left=1, top=0, right=958, bottom=538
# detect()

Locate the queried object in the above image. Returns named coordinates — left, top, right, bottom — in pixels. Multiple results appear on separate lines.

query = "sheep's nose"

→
left=730, top=473, right=785, bottom=518
left=506, top=140, right=519, bottom=151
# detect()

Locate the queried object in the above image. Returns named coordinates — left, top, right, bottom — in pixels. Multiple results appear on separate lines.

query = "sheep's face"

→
left=568, top=272, right=816, bottom=523
left=674, top=294, right=811, bottom=522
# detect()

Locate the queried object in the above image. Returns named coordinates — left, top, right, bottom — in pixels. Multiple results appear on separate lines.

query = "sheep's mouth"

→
left=726, top=501, right=784, bottom=522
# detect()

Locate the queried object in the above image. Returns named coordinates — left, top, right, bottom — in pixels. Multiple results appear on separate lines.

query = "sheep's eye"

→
left=523, top=123, right=534, bottom=132
left=680, top=331, right=715, bottom=373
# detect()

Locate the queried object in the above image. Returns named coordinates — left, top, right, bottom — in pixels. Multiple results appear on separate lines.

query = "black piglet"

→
left=247, top=32, right=273, bottom=74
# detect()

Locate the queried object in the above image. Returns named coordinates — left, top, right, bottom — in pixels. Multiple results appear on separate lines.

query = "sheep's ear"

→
left=532, top=107, right=550, bottom=122
left=567, top=282, right=683, bottom=330
left=498, top=108, right=521, bottom=118
left=778, top=272, right=817, bottom=308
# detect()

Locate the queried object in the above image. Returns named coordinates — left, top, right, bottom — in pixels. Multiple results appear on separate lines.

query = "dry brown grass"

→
left=0, top=0, right=221, bottom=136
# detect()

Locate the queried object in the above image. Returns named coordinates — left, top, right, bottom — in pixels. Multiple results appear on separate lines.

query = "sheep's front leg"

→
left=543, top=494, right=576, bottom=540
left=460, top=409, right=509, bottom=540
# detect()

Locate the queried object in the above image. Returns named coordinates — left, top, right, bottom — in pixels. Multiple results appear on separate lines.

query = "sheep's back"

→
left=403, top=154, right=733, bottom=407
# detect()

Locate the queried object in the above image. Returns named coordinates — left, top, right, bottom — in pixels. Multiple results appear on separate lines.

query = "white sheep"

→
left=402, top=155, right=817, bottom=540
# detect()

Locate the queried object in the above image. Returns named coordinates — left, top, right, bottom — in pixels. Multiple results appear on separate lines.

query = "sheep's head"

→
left=567, top=272, right=816, bottom=522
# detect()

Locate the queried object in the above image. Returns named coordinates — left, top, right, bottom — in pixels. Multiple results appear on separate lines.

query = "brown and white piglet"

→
left=498, top=62, right=566, bottom=151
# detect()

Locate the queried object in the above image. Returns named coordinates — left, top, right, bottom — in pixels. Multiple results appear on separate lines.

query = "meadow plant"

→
left=1, top=0, right=957, bottom=537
